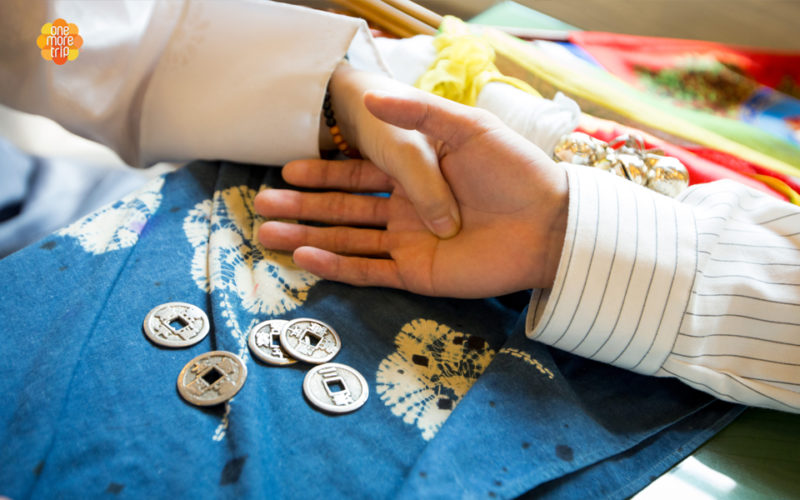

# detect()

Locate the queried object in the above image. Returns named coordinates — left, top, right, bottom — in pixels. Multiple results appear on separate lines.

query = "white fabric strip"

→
left=528, top=167, right=800, bottom=413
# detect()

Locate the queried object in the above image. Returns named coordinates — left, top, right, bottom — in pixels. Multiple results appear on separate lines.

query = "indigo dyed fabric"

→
left=0, top=161, right=742, bottom=499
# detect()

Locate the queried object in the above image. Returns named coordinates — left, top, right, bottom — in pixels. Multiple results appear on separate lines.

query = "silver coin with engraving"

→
left=280, top=318, right=341, bottom=364
left=143, top=302, right=210, bottom=348
left=248, top=319, right=297, bottom=366
left=177, top=351, right=247, bottom=406
left=303, top=363, right=369, bottom=414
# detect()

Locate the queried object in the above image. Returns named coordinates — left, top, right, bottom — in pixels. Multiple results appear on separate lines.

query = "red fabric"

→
left=569, top=32, right=800, bottom=203
left=570, top=31, right=800, bottom=97
left=576, top=114, right=789, bottom=201
left=685, top=147, right=800, bottom=195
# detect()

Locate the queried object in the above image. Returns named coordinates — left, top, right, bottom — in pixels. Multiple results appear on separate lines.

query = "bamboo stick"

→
left=354, top=0, right=437, bottom=35
left=333, top=0, right=436, bottom=37
left=379, top=0, right=442, bottom=30
left=329, top=0, right=411, bottom=37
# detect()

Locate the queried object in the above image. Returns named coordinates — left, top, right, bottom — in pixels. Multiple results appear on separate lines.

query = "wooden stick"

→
left=332, top=0, right=414, bottom=37
left=333, top=0, right=436, bottom=37
left=379, top=0, right=442, bottom=30
left=353, top=0, right=437, bottom=36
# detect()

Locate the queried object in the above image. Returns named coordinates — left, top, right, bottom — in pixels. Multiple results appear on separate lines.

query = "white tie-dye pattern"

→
left=376, top=319, right=496, bottom=441
left=182, top=184, right=321, bottom=441
left=183, top=185, right=321, bottom=316
left=59, top=177, right=165, bottom=254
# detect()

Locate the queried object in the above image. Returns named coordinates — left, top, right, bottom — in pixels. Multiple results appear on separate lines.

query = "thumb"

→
left=364, top=89, right=489, bottom=150
left=378, top=133, right=462, bottom=239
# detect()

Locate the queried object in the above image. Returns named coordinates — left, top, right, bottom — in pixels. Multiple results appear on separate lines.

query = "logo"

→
left=37, top=18, right=82, bottom=65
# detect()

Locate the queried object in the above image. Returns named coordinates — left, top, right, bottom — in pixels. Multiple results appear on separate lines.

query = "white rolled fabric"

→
left=372, top=35, right=580, bottom=154
left=476, top=84, right=579, bottom=155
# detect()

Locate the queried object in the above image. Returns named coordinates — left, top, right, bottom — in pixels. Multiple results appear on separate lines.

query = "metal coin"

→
left=553, top=132, right=602, bottom=165
left=280, top=318, right=341, bottom=364
left=248, top=319, right=297, bottom=366
left=645, top=154, right=689, bottom=198
left=303, top=363, right=369, bottom=414
left=177, top=351, right=247, bottom=406
left=143, top=302, right=210, bottom=348
left=614, top=153, right=648, bottom=186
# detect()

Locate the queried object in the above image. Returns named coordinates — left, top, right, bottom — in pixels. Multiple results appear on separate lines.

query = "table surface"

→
left=638, top=408, right=800, bottom=499
left=468, top=3, right=800, bottom=498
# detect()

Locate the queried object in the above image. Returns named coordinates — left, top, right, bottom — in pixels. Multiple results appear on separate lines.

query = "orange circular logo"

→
left=37, top=19, right=82, bottom=65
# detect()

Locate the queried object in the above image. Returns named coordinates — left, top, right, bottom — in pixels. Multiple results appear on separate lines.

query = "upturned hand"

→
left=256, top=88, right=569, bottom=298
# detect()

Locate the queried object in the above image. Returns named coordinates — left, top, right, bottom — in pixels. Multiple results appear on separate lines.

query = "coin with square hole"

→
left=143, top=302, right=210, bottom=348
left=280, top=318, right=341, bottom=364
left=303, top=363, right=368, bottom=413
left=177, top=351, right=247, bottom=406
left=248, top=319, right=297, bottom=366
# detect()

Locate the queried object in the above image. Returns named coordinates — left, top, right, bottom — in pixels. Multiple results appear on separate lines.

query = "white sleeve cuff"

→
left=527, top=164, right=698, bottom=375
left=138, top=1, right=370, bottom=167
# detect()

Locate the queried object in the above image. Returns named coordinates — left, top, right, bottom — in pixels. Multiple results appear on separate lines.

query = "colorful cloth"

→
left=482, top=28, right=800, bottom=184
left=571, top=32, right=800, bottom=153
left=0, top=161, right=741, bottom=499
left=577, top=113, right=800, bottom=203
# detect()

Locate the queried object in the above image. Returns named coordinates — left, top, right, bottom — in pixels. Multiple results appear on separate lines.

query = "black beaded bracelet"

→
left=323, top=90, right=359, bottom=158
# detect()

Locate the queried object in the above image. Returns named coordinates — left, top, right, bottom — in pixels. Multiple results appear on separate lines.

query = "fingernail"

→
left=429, top=215, right=458, bottom=239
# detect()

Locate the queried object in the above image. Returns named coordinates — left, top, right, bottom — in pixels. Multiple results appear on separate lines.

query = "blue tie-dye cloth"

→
left=0, top=162, right=743, bottom=499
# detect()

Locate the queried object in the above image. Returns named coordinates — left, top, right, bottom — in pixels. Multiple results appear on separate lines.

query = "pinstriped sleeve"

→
left=527, top=165, right=800, bottom=413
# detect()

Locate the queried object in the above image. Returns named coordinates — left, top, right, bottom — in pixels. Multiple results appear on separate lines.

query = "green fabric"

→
left=469, top=1, right=578, bottom=31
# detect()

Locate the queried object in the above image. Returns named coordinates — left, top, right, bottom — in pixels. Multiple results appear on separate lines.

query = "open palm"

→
left=255, top=90, right=569, bottom=298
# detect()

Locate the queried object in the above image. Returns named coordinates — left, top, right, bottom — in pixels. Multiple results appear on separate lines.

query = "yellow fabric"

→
left=416, top=16, right=540, bottom=106
left=751, top=174, right=800, bottom=205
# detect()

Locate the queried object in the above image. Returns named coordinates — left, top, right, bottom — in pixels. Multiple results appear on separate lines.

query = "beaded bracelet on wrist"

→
left=323, top=90, right=360, bottom=159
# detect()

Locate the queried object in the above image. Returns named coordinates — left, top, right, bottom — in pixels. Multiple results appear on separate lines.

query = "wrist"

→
left=542, top=181, right=569, bottom=288
left=328, top=62, right=362, bottom=151
left=529, top=166, right=569, bottom=290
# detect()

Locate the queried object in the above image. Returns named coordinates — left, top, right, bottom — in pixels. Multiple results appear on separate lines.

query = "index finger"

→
left=283, top=158, right=393, bottom=192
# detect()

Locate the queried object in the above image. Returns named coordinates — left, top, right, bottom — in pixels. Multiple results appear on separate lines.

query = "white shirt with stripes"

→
left=527, top=164, right=800, bottom=413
